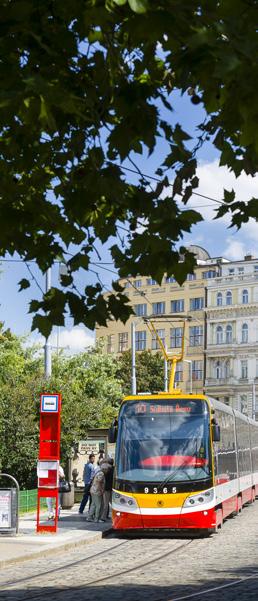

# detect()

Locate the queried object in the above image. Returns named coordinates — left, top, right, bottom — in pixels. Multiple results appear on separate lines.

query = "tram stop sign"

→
left=41, top=394, right=59, bottom=413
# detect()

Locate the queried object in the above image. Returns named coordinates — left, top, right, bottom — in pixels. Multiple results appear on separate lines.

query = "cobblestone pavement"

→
left=1, top=501, right=258, bottom=601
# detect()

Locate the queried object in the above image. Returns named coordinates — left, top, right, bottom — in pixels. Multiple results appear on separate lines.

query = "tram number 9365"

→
left=144, top=487, right=177, bottom=494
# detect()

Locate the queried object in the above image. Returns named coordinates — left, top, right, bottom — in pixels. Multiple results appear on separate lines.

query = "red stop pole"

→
left=36, top=393, right=61, bottom=533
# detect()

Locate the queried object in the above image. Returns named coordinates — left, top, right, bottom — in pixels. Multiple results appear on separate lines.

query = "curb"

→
left=0, top=529, right=107, bottom=569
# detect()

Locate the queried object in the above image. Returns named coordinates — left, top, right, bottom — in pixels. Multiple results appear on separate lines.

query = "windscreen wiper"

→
left=157, top=468, right=193, bottom=492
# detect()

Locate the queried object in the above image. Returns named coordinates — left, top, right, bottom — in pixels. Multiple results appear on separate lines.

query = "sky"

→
left=1, top=92, right=257, bottom=353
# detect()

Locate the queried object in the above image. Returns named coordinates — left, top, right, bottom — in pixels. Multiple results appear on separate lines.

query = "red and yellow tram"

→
left=109, top=319, right=258, bottom=535
left=110, top=393, right=258, bottom=535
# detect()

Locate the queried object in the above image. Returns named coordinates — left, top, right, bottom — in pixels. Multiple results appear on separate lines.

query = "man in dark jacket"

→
left=100, top=458, right=114, bottom=521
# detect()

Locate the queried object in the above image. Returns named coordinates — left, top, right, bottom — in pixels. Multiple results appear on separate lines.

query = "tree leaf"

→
left=18, top=278, right=30, bottom=291
left=31, top=314, right=52, bottom=338
left=128, top=0, right=148, bottom=14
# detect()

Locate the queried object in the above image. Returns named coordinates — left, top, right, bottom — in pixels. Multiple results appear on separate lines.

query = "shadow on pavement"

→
left=1, top=565, right=258, bottom=601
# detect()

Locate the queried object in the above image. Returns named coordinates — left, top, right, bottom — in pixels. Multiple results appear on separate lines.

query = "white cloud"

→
left=50, top=327, right=95, bottom=352
left=184, top=159, right=258, bottom=225
left=26, top=326, right=95, bottom=354
left=222, top=238, right=246, bottom=261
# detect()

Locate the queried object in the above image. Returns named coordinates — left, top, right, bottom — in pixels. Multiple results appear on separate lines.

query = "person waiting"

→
left=86, top=465, right=105, bottom=523
left=78, top=453, right=95, bottom=515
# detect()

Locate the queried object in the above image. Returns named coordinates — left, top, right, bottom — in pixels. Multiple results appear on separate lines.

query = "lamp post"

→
left=184, top=359, right=192, bottom=394
left=131, top=317, right=147, bottom=394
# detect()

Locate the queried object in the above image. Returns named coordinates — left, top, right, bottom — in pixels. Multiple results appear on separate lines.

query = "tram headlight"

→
left=183, top=488, right=214, bottom=508
left=112, top=491, right=138, bottom=509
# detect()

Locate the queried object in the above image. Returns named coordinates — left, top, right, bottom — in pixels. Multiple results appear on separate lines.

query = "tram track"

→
left=0, top=539, right=129, bottom=589
left=0, top=538, right=194, bottom=600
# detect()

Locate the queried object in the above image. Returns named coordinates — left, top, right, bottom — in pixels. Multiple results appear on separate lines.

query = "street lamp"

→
left=184, top=359, right=192, bottom=394
left=252, top=381, right=256, bottom=420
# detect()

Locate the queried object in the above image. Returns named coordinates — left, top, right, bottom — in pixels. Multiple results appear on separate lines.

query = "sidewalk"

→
left=0, top=503, right=112, bottom=568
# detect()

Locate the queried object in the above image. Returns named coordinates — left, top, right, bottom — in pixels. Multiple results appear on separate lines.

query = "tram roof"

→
left=123, top=393, right=208, bottom=403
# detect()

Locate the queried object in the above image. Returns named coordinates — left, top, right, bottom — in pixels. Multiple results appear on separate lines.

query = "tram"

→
left=109, top=320, right=258, bottom=535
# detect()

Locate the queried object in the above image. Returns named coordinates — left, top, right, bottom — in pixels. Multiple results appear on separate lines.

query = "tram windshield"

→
left=116, top=398, right=211, bottom=483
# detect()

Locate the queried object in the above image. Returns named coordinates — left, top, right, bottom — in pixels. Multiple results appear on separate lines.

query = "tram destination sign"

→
left=132, top=399, right=206, bottom=415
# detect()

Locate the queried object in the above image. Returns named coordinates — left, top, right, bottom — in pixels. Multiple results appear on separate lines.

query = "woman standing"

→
left=86, top=465, right=105, bottom=523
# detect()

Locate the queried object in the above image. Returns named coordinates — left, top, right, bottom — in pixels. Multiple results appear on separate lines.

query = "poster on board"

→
left=0, top=490, right=11, bottom=528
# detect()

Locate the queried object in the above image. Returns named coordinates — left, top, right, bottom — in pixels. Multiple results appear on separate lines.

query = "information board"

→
left=0, top=490, right=11, bottom=528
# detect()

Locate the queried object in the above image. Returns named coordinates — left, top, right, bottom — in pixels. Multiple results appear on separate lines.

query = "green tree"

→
left=0, top=336, right=123, bottom=487
left=0, top=1, right=257, bottom=335
left=0, top=325, right=41, bottom=487
left=116, top=350, right=165, bottom=396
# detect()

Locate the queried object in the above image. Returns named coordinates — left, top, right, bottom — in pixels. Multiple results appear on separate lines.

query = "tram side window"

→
left=250, top=423, right=258, bottom=473
left=235, top=418, right=252, bottom=477
left=215, top=411, right=237, bottom=482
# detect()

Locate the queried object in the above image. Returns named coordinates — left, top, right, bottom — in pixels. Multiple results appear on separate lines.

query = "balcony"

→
left=205, top=377, right=238, bottom=386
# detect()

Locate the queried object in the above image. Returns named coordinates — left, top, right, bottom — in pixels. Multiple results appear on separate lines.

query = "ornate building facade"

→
left=204, top=255, right=258, bottom=418
left=96, top=246, right=227, bottom=395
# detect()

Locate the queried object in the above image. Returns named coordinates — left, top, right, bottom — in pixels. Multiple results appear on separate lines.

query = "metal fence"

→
left=19, top=489, right=47, bottom=513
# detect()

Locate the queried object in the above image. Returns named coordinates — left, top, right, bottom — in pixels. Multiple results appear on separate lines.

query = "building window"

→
left=152, top=329, right=165, bottom=350
left=152, top=301, right=165, bottom=315
left=240, top=394, right=248, bottom=413
left=226, top=291, right=232, bottom=305
left=229, top=268, right=234, bottom=275
left=216, top=325, right=223, bottom=344
left=189, top=326, right=203, bottom=346
left=217, top=292, right=222, bottom=306
left=147, top=278, right=157, bottom=286
left=202, top=270, right=217, bottom=279
left=242, top=323, right=248, bottom=343
left=171, top=299, right=184, bottom=313
left=118, top=332, right=128, bottom=352
left=241, top=360, right=248, bottom=379
left=190, top=297, right=204, bottom=311
left=254, top=265, right=258, bottom=273
left=187, top=273, right=196, bottom=281
left=107, top=335, right=115, bottom=353
left=225, top=324, right=232, bottom=344
left=134, top=303, right=147, bottom=317
left=215, top=360, right=222, bottom=379
left=170, top=327, right=183, bottom=348
left=166, top=276, right=176, bottom=283
left=242, top=289, right=249, bottom=304
left=135, top=331, right=146, bottom=351
left=134, top=279, right=142, bottom=288
left=238, top=267, right=244, bottom=274
left=124, top=281, right=131, bottom=288
left=175, top=362, right=183, bottom=382
left=192, top=360, right=203, bottom=381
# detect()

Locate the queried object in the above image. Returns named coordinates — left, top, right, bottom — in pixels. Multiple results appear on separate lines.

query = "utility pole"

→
left=131, top=321, right=137, bottom=395
left=44, top=267, right=52, bottom=378
left=184, top=359, right=192, bottom=394
left=164, top=345, right=168, bottom=392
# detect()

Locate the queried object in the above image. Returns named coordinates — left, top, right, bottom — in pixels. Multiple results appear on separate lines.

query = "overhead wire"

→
left=108, top=161, right=227, bottom=206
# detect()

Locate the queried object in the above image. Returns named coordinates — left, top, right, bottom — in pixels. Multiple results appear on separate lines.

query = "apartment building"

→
left=204, top=254, right=258, bottom=418
left=96, top=245, right=227, bottom=394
